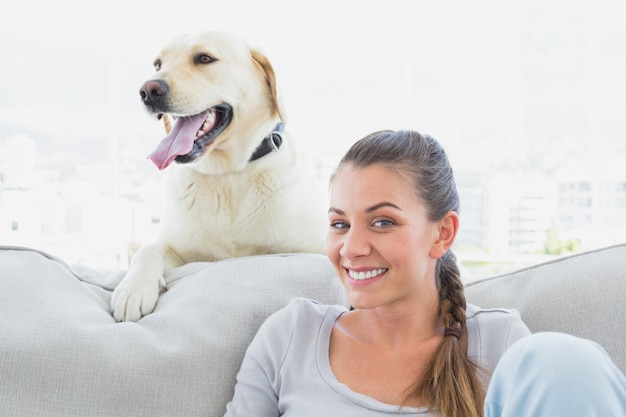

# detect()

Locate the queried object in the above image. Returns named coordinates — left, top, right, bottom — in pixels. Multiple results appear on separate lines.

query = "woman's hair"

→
left=332, top=130, right=485, bottom=417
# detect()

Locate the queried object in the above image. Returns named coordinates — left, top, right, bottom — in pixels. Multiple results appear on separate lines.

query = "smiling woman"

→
left=224, top=129, right=531, bottom=417
left=0, top=0, right=625, bottom=275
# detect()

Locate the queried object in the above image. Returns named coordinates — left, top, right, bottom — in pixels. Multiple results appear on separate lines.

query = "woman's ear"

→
left=429, top=211, right=460, bottom=259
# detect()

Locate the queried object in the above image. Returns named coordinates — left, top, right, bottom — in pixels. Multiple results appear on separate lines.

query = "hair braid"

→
left=437, top=251, right=466, bottom=330
left=417, top=251, right=485, bottom=417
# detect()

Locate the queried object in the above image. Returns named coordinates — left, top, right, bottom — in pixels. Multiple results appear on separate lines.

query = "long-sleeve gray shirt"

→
left=224, top=298, right=531, bottom=417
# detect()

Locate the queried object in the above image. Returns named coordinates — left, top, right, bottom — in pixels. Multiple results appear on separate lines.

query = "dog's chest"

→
left=160, top=164, right=326, bottom=260
left=166, top=170, right=279, bottom=230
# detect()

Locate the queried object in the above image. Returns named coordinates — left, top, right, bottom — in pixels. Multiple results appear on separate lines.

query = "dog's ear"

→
left=251, top=48, right=287, bottom=123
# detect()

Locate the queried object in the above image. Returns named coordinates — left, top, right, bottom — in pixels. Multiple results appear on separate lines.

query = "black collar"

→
left=249, top=123, right=284, bottom=162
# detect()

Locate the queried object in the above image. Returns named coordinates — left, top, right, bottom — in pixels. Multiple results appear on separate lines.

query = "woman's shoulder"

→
left=466, top=303, right=532, bottom=370
left=265, top=297, right=347, bottom=328
left=466, top=303, right=523, bottom=321
left=284, top=297, right=347, bottom=312
left=466, top=303, right=530, bottom=339
left=246, top=298, right=348, bottom=362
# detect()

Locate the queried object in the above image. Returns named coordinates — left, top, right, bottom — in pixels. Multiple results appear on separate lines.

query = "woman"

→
left=224, top=130, right=626, bottom=417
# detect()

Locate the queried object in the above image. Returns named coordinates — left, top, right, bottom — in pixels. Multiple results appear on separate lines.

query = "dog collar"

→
left=249, top=123, right=284, bottom=162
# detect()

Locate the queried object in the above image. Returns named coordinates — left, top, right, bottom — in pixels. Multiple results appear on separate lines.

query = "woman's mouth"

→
left=346, top=268, right=388, bottom=281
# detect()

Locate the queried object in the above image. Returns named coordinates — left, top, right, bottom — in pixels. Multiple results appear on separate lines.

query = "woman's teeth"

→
left=348, top=268, right=388, bottom=280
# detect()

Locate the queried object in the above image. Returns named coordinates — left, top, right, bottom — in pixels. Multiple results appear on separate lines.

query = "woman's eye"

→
left=330, top=221, right=349, bottom=230
left=373, top=219, right=394, bottom=227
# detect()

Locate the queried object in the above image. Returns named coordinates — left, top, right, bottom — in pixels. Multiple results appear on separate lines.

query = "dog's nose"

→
left=139, top=79, right=168, bottom=105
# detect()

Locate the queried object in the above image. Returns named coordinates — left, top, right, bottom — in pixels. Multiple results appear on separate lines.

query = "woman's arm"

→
left=223, top=300, right=299, bottom=417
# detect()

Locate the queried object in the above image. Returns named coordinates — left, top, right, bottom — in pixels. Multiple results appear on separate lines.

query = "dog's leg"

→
left=111, top=243, right=167, bottom=322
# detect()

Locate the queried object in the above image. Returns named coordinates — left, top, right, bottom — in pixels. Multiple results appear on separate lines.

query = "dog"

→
left=111, top=31, right=328, bottom=322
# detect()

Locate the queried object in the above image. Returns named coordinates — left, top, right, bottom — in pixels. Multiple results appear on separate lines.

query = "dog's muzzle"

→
left=139, top=79, right=169, bottom=113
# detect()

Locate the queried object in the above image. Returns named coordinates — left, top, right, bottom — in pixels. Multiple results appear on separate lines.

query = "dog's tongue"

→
left=148, top=111, right=209, bottom=170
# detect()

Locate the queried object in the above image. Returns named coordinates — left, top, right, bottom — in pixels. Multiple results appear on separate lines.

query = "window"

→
left=1, top=0, right=625, bottom=278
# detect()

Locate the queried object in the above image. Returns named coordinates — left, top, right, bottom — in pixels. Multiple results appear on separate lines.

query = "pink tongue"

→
left=148, top=111, right=209, bottom=170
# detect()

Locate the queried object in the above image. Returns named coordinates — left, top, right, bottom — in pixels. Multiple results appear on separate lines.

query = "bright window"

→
left=1, top=0, right=625, bottom=279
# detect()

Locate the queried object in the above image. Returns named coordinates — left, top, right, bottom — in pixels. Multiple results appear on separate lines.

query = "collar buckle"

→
left=249, top=123, right=284, bottom=162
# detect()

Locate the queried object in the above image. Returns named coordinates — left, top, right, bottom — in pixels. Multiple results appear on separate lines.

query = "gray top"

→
left=224, top=297, right=531, bottom=417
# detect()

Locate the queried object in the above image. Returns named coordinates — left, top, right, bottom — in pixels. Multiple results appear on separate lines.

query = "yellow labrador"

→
left=111, top=31, right=327, bottom=322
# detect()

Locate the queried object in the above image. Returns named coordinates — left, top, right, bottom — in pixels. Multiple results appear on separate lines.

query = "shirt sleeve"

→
left=468, top=306, right=532, bottom=374
left=223, top=299, right=300, bottom=417
left=504, top=310, right=532, bottom=348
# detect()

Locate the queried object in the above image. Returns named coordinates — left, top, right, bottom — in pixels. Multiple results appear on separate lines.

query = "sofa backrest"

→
left=0, top=248, right=347, bottom=417
left=1, top=243, right=624, bottom=417
left=465, top=242, right=626, bottom=373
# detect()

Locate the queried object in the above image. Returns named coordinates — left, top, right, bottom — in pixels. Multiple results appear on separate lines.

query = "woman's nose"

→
left=339, top=227, right=371, bottom=258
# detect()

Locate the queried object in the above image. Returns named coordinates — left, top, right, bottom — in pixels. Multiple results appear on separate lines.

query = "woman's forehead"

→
left=332, top=164, right=415, bottom=191
left=330, top=165, right=420, bottom=203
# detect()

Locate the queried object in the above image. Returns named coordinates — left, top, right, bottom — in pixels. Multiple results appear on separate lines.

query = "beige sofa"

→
left=0, top=243, right=624, bottom=417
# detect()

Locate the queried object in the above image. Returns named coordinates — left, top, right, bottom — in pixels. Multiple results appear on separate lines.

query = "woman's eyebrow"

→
left=367, top=202, right=401, bottom=213
left=328, top=202, right=402, bottom=215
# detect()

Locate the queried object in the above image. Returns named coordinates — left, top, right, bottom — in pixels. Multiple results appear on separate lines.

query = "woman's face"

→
left=327, top=164, right=445, bottom=310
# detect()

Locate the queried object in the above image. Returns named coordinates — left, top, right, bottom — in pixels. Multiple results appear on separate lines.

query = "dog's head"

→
left=140, top=31, right=286, bottom=174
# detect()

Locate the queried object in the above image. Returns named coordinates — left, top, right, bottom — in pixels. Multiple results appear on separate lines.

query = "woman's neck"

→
left=341, top=291, right=443, bottom=348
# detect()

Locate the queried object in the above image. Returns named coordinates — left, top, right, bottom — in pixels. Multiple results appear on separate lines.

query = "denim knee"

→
left=485, top=332, right=626, bottom=417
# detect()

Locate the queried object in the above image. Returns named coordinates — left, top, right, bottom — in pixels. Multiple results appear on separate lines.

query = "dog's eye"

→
left=194, top=53, right=216, bottom=65
left=154, top=59, right=162, bottom=71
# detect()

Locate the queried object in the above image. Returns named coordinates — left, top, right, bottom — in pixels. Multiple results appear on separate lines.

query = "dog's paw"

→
left=111, top=275, right=164, bottom=322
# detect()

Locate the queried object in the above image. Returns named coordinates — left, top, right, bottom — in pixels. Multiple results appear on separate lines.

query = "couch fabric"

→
left=0, top=243, right=624, bottom=417
left=464, top=243, right=626, bottom=373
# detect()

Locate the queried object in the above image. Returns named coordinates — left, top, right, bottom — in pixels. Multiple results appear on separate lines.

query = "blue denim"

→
left=485, top=332, right=626, bottom=417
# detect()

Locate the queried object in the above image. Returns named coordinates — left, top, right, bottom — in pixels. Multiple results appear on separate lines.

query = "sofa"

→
left=1, top=243, right=625, bottom=417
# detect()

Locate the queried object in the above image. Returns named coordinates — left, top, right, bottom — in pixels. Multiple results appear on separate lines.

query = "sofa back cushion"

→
left=465, top=243, right=626, bottom=373
left=1, top=243, right=624, bottom=417
left=0, top=247, right=346, bottom=417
